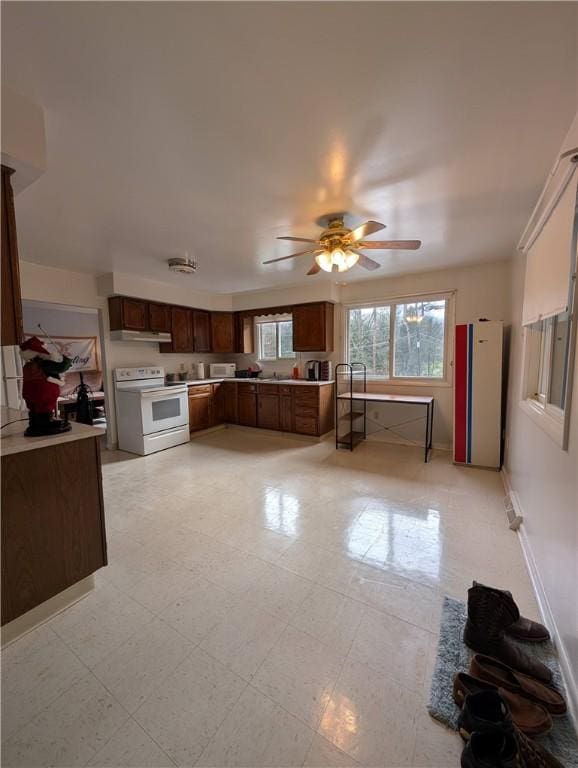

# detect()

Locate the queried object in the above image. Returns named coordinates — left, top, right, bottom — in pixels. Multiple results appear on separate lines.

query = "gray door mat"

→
left=428, top=596, right=577, bottom=768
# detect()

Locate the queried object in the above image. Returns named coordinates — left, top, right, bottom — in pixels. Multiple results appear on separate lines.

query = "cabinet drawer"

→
left=188, top=384, right=212, bottom=396
left=294, top=387, right=318, bottom=405
left=295, top=405, right=318, bottom=419
left=237, top=382, right=257, bottom=393
left=258, top=384, right=280, bottom=395
left=294, top=416, right=319, bottom=436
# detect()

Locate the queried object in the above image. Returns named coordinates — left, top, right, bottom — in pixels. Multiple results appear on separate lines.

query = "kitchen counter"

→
left=180, top=378, right=334, bottom=387
left=0, top=406, right=104, bottom=457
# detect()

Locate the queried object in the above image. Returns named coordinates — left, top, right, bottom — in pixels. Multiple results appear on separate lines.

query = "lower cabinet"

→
left=238, top=385, right=258, bottom=427
left=223, top=382, right=238, bottom=424
left=280, top=393, right=293, bottom=432
left=188, top=386, right=212, bottom=432
left=258, top=390, right=280, bottom=430
left=210, top=383, right=225, bottom=426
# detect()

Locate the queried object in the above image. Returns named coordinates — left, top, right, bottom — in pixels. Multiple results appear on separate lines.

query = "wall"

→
left=19, top=262, right=231, bottom=447
left=503, top=120, right=578, bottom=718
left=234, top=259, right=511, bottom=448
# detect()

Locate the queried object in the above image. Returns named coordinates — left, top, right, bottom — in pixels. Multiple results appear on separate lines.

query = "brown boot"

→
left=463, top=583, right=552, bottom=683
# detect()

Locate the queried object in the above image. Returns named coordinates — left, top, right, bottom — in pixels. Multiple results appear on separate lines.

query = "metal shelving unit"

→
left=335, top=362, right=367, bottom=450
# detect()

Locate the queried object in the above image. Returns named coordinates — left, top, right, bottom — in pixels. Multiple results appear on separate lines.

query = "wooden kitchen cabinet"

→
left=1, top=434, right=107, bottom=625
left=161, top=307, right=193, bottom=353
left=1, top=166, right=23, bottom=346
left=237, top=384, right=257, bottom=427
left=292, top=302, right=334, bottom=352
left=148, top=303, right=171, bottom=333
left=211, top=312, right=235, bottom=353
left=234, top=312, right=255, bottom=354
left=223, top=381, right=238, bottom=424
left=210, top=383, right=225, bottom=426
left=108, top=296, right=148, bottom=331
left=193, top=310, right=212, bottom=353
left=280, top=390, right=293, bottom=432
left=257, top=385, right=280, bottom=430
left=188, top=386, right=211, bottom=432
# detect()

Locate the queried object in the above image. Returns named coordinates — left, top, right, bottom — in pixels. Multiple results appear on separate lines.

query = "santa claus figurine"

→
left=19, top=336, right=73, bottom=436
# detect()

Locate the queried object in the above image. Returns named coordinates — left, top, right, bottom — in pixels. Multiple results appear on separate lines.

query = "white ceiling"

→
left=2, top=2, right=576, bottom=294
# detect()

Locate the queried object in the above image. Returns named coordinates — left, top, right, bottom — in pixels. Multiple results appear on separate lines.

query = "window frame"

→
left=343, top=290, right=455, bottom=386
left=255, top=316, right=296, bottom=362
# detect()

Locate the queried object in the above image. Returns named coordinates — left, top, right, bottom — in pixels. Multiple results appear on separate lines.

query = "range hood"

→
left=110, top=329, right=172, bottom=343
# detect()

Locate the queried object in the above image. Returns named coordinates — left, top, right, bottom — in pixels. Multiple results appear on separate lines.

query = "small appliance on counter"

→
left=195, top=362, right=208, bottom=379
left=320, top=360, right=333, bottom=381
left=306, top=360, right=322, bottom=381
left=209, top=363, right=236, bottom=378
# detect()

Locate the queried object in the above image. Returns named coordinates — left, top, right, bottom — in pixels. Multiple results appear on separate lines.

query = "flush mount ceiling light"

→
left=168, top=256, right=198, bottom=275
left=263, top=214, right=422, bottom=276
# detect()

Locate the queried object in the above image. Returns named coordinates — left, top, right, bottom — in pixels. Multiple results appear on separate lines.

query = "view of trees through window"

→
left=257, top=320, right=296, bottom=361
left=348, top=298, right=447, bottom=378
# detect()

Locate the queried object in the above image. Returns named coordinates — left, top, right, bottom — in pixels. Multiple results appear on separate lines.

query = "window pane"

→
left=549, top=312, right=569, bottom=409
left=348, top=306, right=390, bottom=377
left=278, top=321, right=296, bottom=359
left=258, top=323, right=277, bottom=360
left=394, top=300, right=446, bottom=378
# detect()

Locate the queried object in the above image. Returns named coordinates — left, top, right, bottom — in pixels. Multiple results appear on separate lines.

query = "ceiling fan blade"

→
left=351, top=250, right=381, bottom=271
left=277, top=236, right=319, bottom=244
left=358, top=240, right=422, bottom=250
left=306, top=262, right=321, bottom=276
left=262, top=249, right=315, bottom=265
left=348, top=220, right=386, bottom=242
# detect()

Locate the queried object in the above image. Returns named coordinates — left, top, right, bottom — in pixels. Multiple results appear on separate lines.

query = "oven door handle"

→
left=140, top=389, right=186, bottom=400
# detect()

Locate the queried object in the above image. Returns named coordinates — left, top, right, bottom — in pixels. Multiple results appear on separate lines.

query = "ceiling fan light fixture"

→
left=315, top=250, right=334, bottom=273
left=344, top=250, right=360, bottom=269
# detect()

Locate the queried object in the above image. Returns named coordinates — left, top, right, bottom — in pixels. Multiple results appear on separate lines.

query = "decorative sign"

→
left=25, top=334, right=100, bottom=372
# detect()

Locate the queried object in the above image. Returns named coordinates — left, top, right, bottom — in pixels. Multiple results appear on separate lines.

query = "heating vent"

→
left=504, top=493, right=523, bottom=531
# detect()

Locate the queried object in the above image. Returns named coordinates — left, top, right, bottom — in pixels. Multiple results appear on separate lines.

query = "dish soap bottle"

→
left=292, top=364, right=300, bottom=380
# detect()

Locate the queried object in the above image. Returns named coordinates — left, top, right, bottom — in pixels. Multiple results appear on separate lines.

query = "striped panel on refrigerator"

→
left=454, top=323, right=472, bottom=464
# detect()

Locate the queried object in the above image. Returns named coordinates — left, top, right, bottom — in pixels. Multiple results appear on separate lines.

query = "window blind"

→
left=522, top=172, right=577, bottom=326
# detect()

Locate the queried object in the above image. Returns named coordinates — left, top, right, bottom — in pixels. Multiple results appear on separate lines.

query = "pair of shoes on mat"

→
left=458, top=691, right=564, bottom=768
left=464, top=582, right=552, bottom=683
left=454, top=654, right=566, bottom=736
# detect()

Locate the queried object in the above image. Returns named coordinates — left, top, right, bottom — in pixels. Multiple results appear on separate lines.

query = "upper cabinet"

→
left=211, top=312, right=235, bottom=354
left=192, top=310, right=211, bottom=353
left=109, top=296, right=147, bottom=331
left=148, top=303, right=171, bottom=333
left=292, top=302, right=334, bottom=352
left=168, top=307, right=194, bottom=353
left=234, top=312, right=255, bottom=354
left=1, top=166, right=23, bottom=346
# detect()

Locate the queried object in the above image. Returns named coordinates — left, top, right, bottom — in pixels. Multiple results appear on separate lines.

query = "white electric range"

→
left=114, top=366, right=189, bottom=455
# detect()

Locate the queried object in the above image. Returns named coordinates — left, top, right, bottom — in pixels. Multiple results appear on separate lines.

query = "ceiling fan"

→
left=263, top=214, right=421, bottom=276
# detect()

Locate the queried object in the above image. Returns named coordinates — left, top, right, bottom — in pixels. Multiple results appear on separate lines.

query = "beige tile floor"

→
left=2, top=428, right=540, bottom=767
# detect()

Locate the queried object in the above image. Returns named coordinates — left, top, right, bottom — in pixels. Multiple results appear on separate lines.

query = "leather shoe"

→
left=464, top=582, right=552, bottom=683
left=461, top=731, right=518, bottom=768
left=507, top=615, right=550, bottom=643
left=470, top=654, right=566, bottom=715
left=453, top=672, right=552, bottom=736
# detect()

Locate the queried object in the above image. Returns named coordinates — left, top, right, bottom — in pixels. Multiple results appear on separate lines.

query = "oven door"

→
left=140, top=389, right=188, bottom=435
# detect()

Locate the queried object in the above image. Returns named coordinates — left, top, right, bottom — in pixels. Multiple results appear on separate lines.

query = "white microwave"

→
left=209, top=363, right=236, bottom=378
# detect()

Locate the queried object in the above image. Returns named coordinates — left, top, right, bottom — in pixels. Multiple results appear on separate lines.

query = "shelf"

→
left=336, top=431, right=365, bottom=448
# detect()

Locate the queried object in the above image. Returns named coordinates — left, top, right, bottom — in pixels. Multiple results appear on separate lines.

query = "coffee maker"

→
left=306, top=360, right=322, bottom=381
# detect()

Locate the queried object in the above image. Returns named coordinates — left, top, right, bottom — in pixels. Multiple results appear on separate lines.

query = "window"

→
left=523, top=311, right=570, bottom=412
left=256, top=318, right=296, bottom=361
left=346, top=295, right=450, bottom=381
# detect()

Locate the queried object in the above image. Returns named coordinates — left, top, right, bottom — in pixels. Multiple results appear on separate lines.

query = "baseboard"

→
left=501, top=468, right=578, bottom=730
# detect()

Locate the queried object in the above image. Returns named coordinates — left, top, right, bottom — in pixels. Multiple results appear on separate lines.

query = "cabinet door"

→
left=238, top=391, right=257, bottom=427
left=258, top=393, right=280, bottom=430
left=211, top=313, right=235, bottom=353
left=280, top=394, right=293, bottom=432
left=234, top=312, right=255, bottom=354
left=122, top=298, right=147, bottom=331
left=223, top=382, right=238, bottom=423
left=193, top=310, right=212, bottom=352
left=210, top=383, right=225, bottom=426
left=292, top=302, right=334, bottom=352
left=188, top=392, right=211, bottom=432
left=171, top=307, right=194, bottom=352
left=148, top=303, right=171, bottom=333
left=1, top=166, right=23, bottom=346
